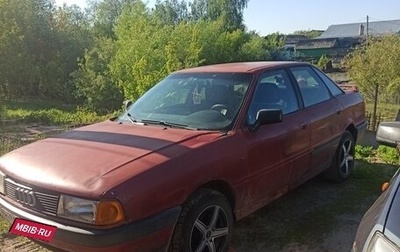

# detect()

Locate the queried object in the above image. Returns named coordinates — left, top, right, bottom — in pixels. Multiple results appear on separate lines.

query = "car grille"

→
left=5, top=178, right=59, bottom=216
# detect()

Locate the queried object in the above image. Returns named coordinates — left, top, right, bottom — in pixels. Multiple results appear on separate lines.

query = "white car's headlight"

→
left=367, top=231, right=400, bottom=252
left=0, top=171, right=5, bottom=195
left=57, top=195, right=125, bottom=225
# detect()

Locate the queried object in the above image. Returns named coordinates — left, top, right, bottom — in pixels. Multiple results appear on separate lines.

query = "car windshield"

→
left=119, top=72, right=253, bottom=130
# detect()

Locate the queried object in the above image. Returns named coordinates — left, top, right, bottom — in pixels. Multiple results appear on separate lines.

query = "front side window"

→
left=247, top=69, right=299, bottom=125
left=290, top=66, right=331, bottom=107
left=119, top=73, right=252, bottom=130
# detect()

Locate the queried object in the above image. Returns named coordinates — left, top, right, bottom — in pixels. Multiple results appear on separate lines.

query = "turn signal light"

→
left=381, top=182, right=390, bottom=192
left=95, top=201, right=125, bottom=225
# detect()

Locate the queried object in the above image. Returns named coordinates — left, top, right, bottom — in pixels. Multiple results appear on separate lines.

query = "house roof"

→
left=295, top=37, right=363, bottom=50
left=284, top=35, right=309, bottom=44
left=318, top=19, right=400, bottom=38
left=296, top=38, right=338, bottom=49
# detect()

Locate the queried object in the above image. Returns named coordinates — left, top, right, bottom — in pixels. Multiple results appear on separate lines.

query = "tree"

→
left=346, top=35, right=400, bottom=129
left=189, top=0, right=249, bottom=30
left=292, top=29, right=323, bottom=39
left=153, top=0, right=189, bottom=25
left=264, top=32, right=285, bottom=60
left=0, top=0, right=56, bottom=97
left=108, top=0, right=281, bottom=102
left=111, top=1, right=172, bottom=99
left=239, top=34, right=270, bottom=61
left=87, top=0, right=136, bottom=38
left=53, top=4, right=92, bottom=100
left=0, top=0, right=90, bottom=100
left=72, top=37, right=124, bottom=114
left=111, top=1, right=270, bottom=101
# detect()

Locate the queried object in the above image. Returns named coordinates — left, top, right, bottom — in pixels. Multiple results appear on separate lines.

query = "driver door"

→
left=243, top=69, right=311, bottom=208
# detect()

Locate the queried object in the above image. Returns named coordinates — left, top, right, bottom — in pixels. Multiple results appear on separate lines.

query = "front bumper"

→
left=0, top=197, right=181, bottom=252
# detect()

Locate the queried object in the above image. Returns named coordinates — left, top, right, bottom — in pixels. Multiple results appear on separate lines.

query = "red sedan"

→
left=0, top=62, right=366, bottom=251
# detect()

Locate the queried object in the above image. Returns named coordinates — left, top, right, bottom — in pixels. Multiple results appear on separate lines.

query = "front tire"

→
left=325, top=131, right=355, bottom=182
left=170, top=189, right=233, bottom=252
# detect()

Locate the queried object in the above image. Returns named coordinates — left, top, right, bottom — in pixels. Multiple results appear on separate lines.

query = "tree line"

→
left=0, top=0, right=286, bottom=113
left=1, top=0, right=398, bottom=117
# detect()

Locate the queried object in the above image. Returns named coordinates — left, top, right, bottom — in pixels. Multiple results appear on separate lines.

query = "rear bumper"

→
left=356, top=121, right=367, bottom=143
left=0, top=197, right=181, bottom=252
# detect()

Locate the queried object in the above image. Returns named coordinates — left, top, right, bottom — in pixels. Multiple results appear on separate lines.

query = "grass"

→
left=1, top=99, right=115, bottom=126
left=1, top=99, right=115, bottom=157
left=0, top=219, right=8, bottom=233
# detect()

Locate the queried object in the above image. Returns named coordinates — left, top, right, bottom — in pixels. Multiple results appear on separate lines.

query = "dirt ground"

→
left=230, top=176, right=366, bottom=252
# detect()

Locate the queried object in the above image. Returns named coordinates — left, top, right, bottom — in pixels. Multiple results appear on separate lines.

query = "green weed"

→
left=3, top=103, right=112, bottom=126
left=0, top=218, right=9, bottom=233
left=355, top=145, right=375, bottom=161
left=377, top=145, right=400, bottom=165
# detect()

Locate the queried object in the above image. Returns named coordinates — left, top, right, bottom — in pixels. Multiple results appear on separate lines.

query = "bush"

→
left=355, top=145, right=375, bottom=162
left=316, top=55, right=333, bottom=72
left=377, top=145, right=400, bottom=165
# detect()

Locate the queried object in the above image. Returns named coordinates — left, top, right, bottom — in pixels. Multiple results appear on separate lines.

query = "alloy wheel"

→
left=339, top=138, right=354, bottom=176
left=190, top=205, right=229, bottom=252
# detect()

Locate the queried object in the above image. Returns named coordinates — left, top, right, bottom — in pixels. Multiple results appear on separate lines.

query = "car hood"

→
left=0, top=121, right=219, bottom=197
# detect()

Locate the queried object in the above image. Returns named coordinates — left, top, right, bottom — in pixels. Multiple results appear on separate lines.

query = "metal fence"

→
left=366, top=109, right=400, bottom=131
left=366, top=112, right=382, bottom=131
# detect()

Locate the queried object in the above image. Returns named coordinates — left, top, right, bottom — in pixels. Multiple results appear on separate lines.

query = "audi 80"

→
left=0, top=62, right=366, bottom=252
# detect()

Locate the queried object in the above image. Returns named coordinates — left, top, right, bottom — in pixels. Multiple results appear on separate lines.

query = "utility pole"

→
left=366, top=15, right=369, bottom=38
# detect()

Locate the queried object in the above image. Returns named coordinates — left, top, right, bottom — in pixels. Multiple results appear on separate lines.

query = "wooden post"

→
left=396, top=109, right=400, bottom=121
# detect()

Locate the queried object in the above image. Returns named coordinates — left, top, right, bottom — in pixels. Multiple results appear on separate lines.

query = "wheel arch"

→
left=169, top=181, right=236, bottom=251
left=196, top=180, right=237, bottom=219
left=345, top=123, right=357, bottom=142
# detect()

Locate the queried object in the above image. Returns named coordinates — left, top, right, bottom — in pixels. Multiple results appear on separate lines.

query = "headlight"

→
left=367, top=231, right=400, bottom=252
left=0, top=171, right=5, bottom=195
left=57, top=195, right=125, bottom=225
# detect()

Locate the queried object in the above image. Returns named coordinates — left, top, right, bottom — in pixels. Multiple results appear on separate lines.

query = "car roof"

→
left=175, top=61, right=309, bottom=74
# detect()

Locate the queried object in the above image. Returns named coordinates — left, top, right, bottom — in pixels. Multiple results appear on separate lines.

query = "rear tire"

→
left=170, top=189, right=233, bottom=252
left=324, top=131, right=355, bottom=182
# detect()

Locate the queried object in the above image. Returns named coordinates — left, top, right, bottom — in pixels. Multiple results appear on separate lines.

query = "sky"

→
left=55, top=0, right=400, bottom=36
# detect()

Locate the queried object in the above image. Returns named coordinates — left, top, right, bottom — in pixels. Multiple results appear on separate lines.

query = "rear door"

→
left=289, top=66, right=343, bottom=177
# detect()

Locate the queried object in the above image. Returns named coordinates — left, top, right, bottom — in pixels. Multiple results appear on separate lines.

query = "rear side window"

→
left=313, top=67, right=344, bottom=97
left=290, top=66, right=331, bottom=107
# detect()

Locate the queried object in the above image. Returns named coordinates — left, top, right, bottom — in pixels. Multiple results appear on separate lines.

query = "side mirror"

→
left=123, top=100, right=133, bottom=111
left=250, top=109, right=283, bottom=132
left=376, top=122, right=400, bottom=148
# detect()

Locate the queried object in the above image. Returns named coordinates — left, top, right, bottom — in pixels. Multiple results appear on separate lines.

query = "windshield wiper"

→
left=140, top=119, right=197, bottom=130
left=126, top=113, right=137, bottom=124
